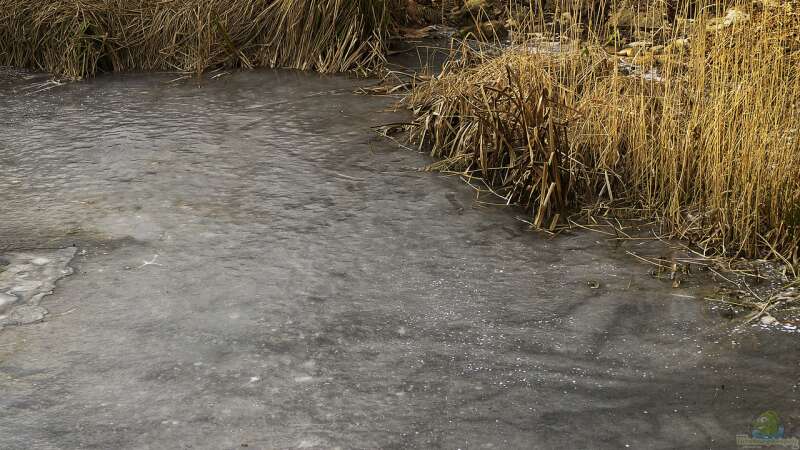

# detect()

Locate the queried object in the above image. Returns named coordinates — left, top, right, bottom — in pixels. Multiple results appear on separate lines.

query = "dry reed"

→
left=0, top=0, right=398, bottom=78
left=405, top=0, right=800, bottom=266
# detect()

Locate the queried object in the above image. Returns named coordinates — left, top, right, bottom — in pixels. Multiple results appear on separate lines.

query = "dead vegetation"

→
left=404, top=1, right=800, bottom=274
left=0, top=0, right=397, bottom=78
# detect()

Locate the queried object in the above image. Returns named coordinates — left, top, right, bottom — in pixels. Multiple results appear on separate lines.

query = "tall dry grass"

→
left=0, top=0, right=396, bottom=78
left=406, top=0, right=800, bottom=265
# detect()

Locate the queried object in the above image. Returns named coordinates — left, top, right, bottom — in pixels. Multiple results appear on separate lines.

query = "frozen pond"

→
left=0, top=69, right=797, bottom=449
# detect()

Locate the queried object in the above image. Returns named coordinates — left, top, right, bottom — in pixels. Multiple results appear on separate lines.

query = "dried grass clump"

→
left=405, top=46, right=603, bottom=228
left=0, top=0, right=397, bottom=78
left=406, top=2, right=800, bottom=264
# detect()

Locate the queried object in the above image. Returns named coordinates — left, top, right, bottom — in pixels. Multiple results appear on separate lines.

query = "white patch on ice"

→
left=0, top=292, right=17, bottom=312
left=136, top=254, right=163, bottom=269
left=0, top=247, right=76, bottom=329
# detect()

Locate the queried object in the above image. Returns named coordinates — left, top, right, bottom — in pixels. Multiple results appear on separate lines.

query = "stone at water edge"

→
left=760, top=314, right=778, bottom=325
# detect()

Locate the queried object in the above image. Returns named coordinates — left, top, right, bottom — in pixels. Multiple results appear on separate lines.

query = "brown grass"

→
left=0, top=0, right=397, bottom=78
left=405, top=0, right=800, bottom=266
